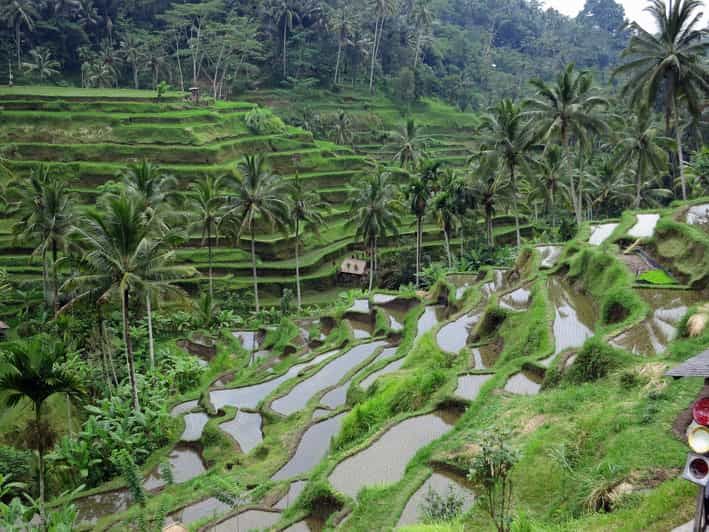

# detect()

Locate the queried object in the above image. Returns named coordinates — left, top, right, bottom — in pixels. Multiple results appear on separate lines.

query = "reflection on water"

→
left=348, top=299, right=370, bottom=314
left=143, top=444, right=206, bottom=491
left=397, top=470, right=475, bottom=527
left=687, top=204, right=709, bottom=228
left=274, top=480, right=307, bottom=510
left=181, top=412, right=208, bottom=442
left=168, top=497, right=231, bottom=527
left=416, top=306, right=447, bottom=341
left=212, top=509, right=282, bottom=532
left=504, top=371, right=543, bottom=395
left=233, top=331, right=258, bottom=351
left=272, top=413, right=346, bottom=480
left=360, top=358, right=406, bottom=389
left=500, top=288, right=531, bottom=311
left=171, top=400, right=198, bottom=417
left=589, top=224, right=618, bottom=246
left=454, top=374, right=493, bottom=401
left=74, top=489, right=130, bottom=526
left=328, top=411, right=458, bottom=498
left=611, top=288, right=705, bottom=355
left=219, top=411, right=263, bottom=453
left=436, top=313, right=481, bottom=353
left=548, top=277, right=596, bottom=356
left=628, top=214, right=660, bottom=239
left=537, top=245, right=562, bottom=269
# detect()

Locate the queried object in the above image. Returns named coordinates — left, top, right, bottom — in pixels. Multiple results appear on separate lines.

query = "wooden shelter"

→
left=0, top=321, right=8, bottom=340
left=340, top=258, right=368, bottom=277
left=666, top=349, right=709, bottom=379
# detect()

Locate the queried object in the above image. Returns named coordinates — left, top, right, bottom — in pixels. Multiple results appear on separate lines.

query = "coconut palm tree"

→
left=9, top=165, right=75, bottom=313
left=120, top=159, right=178, bottom=232
left=290, top=174, right=328, bottom=310
left=347, top=169, right=402, bottom=292
left=72, top=193, right=193, bottom=409
left=0, top=336, right=84, bottom=529
left=269, top=0, right=301, bottom=80
left=613, top=105, right=672, bottom=208
left=407, top=159, right=439, bottom=288
left=524, top=64, right=608, bottom=225
left=410, top=0, right=433, bottom=70
left=120, top=32, right=144, bottom=89
left=468, top=153, right=509, bottom=246
left=332, top=5, right=355, bottom=86
left=528, top=144, right=565, bottom=226
left=369, top=0, right=394, bottom=93
left=330, top=110, right=354, bottom=147
left=478, top=99, right=532, bottom=247
left=388, top=119, right=429, bottom=169
left=432, top=169, right=462, bottom=268
left=0, top=0, right=37, bottom=67
left=614, top=0, right=709, bottom=201
left=21, top=47, right=60, bottom=81
left=224, top=155, right=289, bottom=313
left=185, top=175, right=227, bottom=301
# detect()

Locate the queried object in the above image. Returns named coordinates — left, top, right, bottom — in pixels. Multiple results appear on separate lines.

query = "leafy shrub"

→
left=420, top=485, right=465, bottom=523
left=245, top=106, right=286, bottom=135
left=0, top=446, right=33, bottom=494
left=565, top=337, right=624, bottom=384
left=160, top=350, right=204, bottom=393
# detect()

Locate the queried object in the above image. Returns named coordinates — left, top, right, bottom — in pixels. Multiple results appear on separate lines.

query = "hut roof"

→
left=666, top=349, right=709, bottom=378
left=0, top=321, right=8, bottom=330
left=340, top=258, right=368, bottom=276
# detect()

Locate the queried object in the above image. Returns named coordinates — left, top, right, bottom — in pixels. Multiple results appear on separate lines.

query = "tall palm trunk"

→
left=295, top=217, right=302, bottom=310
left=634, top=158, right=643, bottom=209
left=415, top=215, right=421, bottom=288
left=443, top=225, right=452, bottom=268
left=35, top=406, right=46, bottom=531
left=132, top=65, right=139, bottom=89
left=563, top=131, right=582, bottom=225
left=121, top=288, right=140, bottom=411
left=282, top=20, right=288, bottom=79
left=146, top=293, right=155, bottom=370
left=250, top=226, right=260, bottom=313
left=510, top=165, right=521, bottom=248
left=41, top=249, right=49, bottom=310
left=15, top=22, right=21, bottom=68
left=334, top=39, right=343, bottom=86
left=368, top=243, right=375, bottom=292
left=369, top=16, right=382, bottom=93
left=207, top=221, right=214, bottom=301
left=52, top=240, right=59, bottom=314
left=673, top=93, right=687, bottom=200
left=486, top=211, right=494, bottom=246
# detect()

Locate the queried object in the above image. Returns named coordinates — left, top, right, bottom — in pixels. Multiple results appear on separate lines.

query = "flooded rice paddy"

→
left=687, top=204, right=709, bottom=228
left=212, top=509, right=282, bottom=532
left=219, top=411, right=263, bottom=453
left=628, top=214, right=660, bottom=239
left=143, top=444, right=206, bottom=491
left=470, top=344, right=499, bottom=369
left=416, top=306, right=447, bottom=340
left=328, top=410, right=458, bottom=498
left=360, top=358, right=406, bottom=389
left=589, top=223, right=618, bottom=245
left=537, top=245, right=562, bottom=269
left=548, top=276, right=596, bottom=356
left=504, top=371, right=544, bottom=395
left=436, top=312, right=482, bottom=353
left=454, top=374, right=494, bottom=401
left=180, top=412, right=208, bottom=442
left=397, top=470, right=475, bottom=527
left=168, top=497, right=231, bottom=527
left=74, top=489, right=131, bottom=526
left=274, top=480, right=307, bottom=510
left=271, top=342, right=386, bottom=416
left=233, top=330, right=259, bottom=351
left=500, top=287, right=532, bottom=311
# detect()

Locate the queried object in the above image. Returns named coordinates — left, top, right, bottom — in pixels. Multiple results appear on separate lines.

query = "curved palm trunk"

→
left=121, top=288, right=140, bottom=412
left=415, top=216, right=421, bottom=288
left=563, top=131, right=582, bottom=225
left=52, top=239, right=59, bottom=314
left=510, top=165, right=521, bottom=248
left=41, top=249, right=49, bottom=311
left=634, top=158, right=643, bottom=209
left=282, top=21, right=288, bottom=79
left=673, top=95, right=687, bottom=201
left=443, top=225, right=452, bottom=268
left=250, top=226, right=260, bottom=313
left=15, top=22, right=21, bottom=67
left=295, top=217, right=302, bottom=310
left=369, top=16, right=382, bottom=93
left=368, top=243, right=375, bottom=292
left=35, top=405, right=46, bottom=531
left=132, top=65, right=139, bottom=89
left=334, top=39, right=343, bottom=86
left=146, top=293, right=155, bottom=370
left=207, top=221, right=214, bottom=301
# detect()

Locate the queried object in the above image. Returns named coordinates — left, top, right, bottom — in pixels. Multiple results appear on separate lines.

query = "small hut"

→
left=340, top=258, right=368, bottom=278
left=0, top=321, right=8, bottom=340
left=189, top=87, right=201, bottom=104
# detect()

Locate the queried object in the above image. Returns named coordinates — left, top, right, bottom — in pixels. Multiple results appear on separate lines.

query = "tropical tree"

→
left=290, top=174, right=328, bottom=309
left=185, top=175, right=227, bottom=301
left=410, top=0, right=433, bottom=70
left=120, top=159, right=178, bottom=232
left=614, top=0, right=709, bottom=201
left=347, top=169, right=402, bottom=292
left=330, top=110, right=354, bottom=147
left=369, top=0, right=394, bottom=93
left=269, top=0, right=301, bottom=80
left=119, top=32, right=144, bottom=89
left=528, top=144, right=565, bottom=225
left=0, top=0, right=37, bottom=67
left=388, top=119, right=429, bottom=169
left=0, top=336, right=84, bottom=529
left=9, top=166, right=75, bottom=313
left=468, top=153, right=509, bottom=246
left=613, top=105, right=671, bottom=208
left=0, top=268, right=10, bottom=299
left=432, top=169, right=462, bottom=268
left=478, top=99, right=532, bottom=247
left=407, top=160, right=439, bottom=288
left=223, top=155, right=289, bottom=313
left=22, top=47, right=60, bottom=81
left=331, top=5, right=355, bottom=86
left=524, top=64, right=608, bottom=225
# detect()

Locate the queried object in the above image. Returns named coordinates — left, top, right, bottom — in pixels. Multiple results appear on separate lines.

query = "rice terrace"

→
left=0, top=0, right=707, bottom=531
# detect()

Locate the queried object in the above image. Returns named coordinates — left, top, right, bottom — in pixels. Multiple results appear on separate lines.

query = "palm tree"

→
left=224, top=155, right=289, bottom=313
left=468, top=153, right=509, bottom=246
left=330, top=110, right=354, bottom=147
left=0, top=0, right=37, bottom=67
left=0, top=336, right=84, bottom=529
left=269, top=0, right=301, bottom=80
left=528, top=144, right=565, bottom=226
left=432, top=169, right=462, bottom=268
left=410, top=0, right=432, bottom=70
left=524, top=64, right=608, bottom=225
left=22, top=47, right=60, bottom=81
left=369, top=0, right=394, bottom=93
left=120, top=32, right=143, bottom=89
left=120, top=159, right=177, bottom=233
left=9, top=166, right=75, bottom=313
left=0, top=268, right=10, bottom=299
left=332, top=5, right=355, bottom=86
left=613, top=105, right=672, bottom=208
left=185, top=175, right=227, bottom=301
left=290, top=174, right=328, bottom=309
left=71, top=193, right=191, bottom=409
left=347, top=169, right=402, bottom=292
left=388, top=119, right=429, bottom=169
left=407, top=160, right=438, bottom=288
left=478, top=99, right=532, bottom=247
left=614, top=0, right=708, bottom=201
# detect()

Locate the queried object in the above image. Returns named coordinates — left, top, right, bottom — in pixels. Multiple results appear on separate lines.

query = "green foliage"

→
left=420, top=485, right=465, bottom=524
left=636, top=269, right=676, bottom=285
left=0, top=447, right=32, bottom=496
left=245, top=107, right=287, bottom=135
left=467, top=430, right=519, bottom=532
left=564, top=338, right=626, bottom=384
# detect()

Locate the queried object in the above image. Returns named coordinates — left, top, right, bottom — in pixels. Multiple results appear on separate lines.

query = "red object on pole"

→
left=694, top=398, right=709, bottom=426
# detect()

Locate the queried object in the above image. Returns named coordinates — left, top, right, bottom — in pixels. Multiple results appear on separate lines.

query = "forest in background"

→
left=0, top=0, right=631, bottom=108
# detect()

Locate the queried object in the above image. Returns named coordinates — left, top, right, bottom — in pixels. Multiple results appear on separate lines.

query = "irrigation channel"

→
left=69, top=252, right=703, bottom=531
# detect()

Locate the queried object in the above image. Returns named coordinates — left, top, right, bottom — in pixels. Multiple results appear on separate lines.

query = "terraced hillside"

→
left=0, top=87, right=518, bottom=306
left=51, top=199, right=708, bottom=532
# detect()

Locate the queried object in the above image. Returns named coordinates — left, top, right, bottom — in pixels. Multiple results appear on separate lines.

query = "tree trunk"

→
left=413, top=32, right=422, bottom=70
left=510, top=165, right=521, bottom=248
left=52, top=239, right=59, bottom=315
left=15, top=22, right=21, bottom=68
left=295, top=218, right=302, bottom=310
left=334, top=39, right=343, bottom=86
left=41, top=249, right=49, bottom=311
left=207, top=222, right=214, bottom=301
left=563, top=131, right=582, bottom=225
left=146, top=292, right=155, bottom=370
left=634, top=157, right=642, bottom=209
left=443, top=227, right=452, bottom=268
left=121, top=288, right=140, bottom=412
left=369, top=16, right=380, bottom=93
left=673, top=95, right=687, bottom=201
left=35, top=406, right=46, bottom=531
left=133, top=65, right=139, bottom=89
left=175, top=34, right=185, bottom=91
left=282, top=21, right=288, bottom=80
left=251, top=226, right=260, bottom=313
left=368, top=244, right=374, bottom=292
left=415, top=216, right=421, bottom=288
